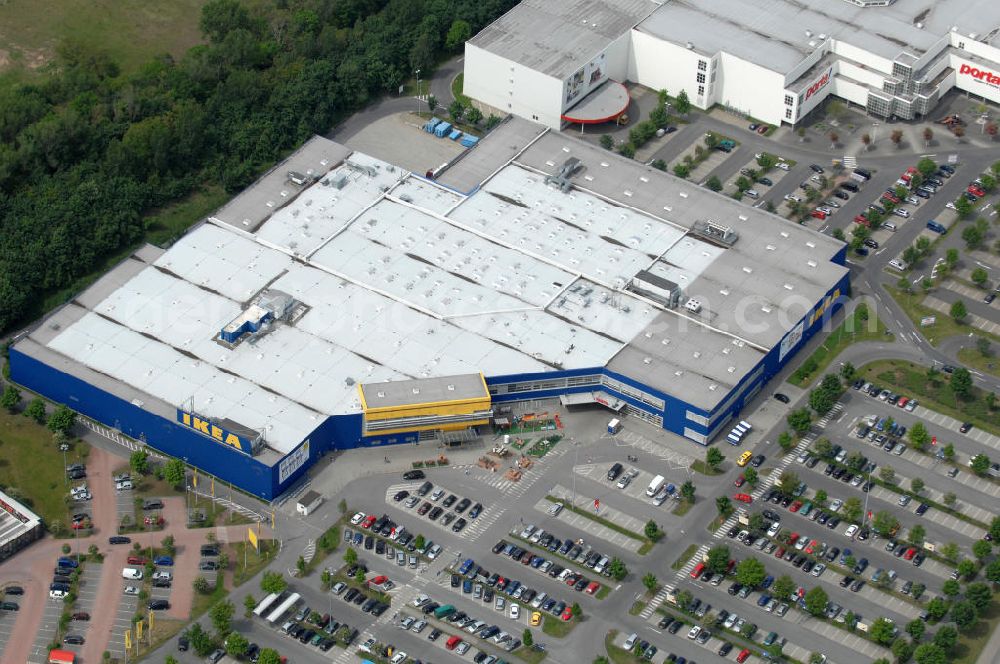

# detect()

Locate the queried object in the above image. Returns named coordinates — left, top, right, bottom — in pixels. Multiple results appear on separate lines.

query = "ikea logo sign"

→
left=177, top=410, right=252, bottom=454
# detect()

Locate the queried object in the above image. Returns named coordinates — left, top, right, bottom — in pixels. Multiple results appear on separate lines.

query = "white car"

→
left=411, top=594, right=429, bottom=607
left=893, top=208, right=910, bottom=218
left=50, top=589, right=68, bottom=599
left=946, top=201, right=957, bottom=210
left=816, top=206, right=833, bottom=215
left=784, top=194, right=802, bottom=202
left=430, top=489, right=445, bottom=501
left=767, top=522, right=781, bottom=537
left=495, top=596, right=505, bottom=611
left=510, top=603, right=520, bottom=620
left=824, top=199, right=841, bottom=208
left=776, top=162, right=791, bottom=171
left=888, top=259, right=908, bottom=271
left=531, top=593, right=547, bottom=609
left=687, top=625, right=701, bottom=640
left=906, top=196, right=920, bottom=206
left=390, top=652, right=407, bottom=664
left=350, top=512, right=365, bottom=525
left=547, top=502, right=563, bottom=517
left=152, top=571, right=172, bottom=581
left=811, top=563, right=826, bottom=577
left=124, top=586, right=140, bottom=595
left=845, top=524, right=859, bottom=538
left=830, top=499, right=843, bottom=512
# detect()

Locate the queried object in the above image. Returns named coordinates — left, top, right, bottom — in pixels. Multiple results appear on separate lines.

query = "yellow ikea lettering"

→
left=179, top=411, right=245, bottom=451
left=224, top=433, right=242, bottom=449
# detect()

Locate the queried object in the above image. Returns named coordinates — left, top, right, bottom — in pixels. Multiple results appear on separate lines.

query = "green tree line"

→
left=0, top=0, right=515, bottom=332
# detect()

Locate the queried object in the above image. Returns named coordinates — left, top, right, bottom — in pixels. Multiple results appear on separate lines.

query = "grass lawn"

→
left=0, top=406, right=84, bottom=527
left=886, top=286, right=1000, bottom=347
left=0, top=0, right=209, bottom=79
left=671, top=499, right=694, bottom=516
left=789, top=304, right=893, bottom=387
left=513, top=647, right=547, bottom=664
left=452, top=72, right=471, bottom=106
left=605, top=630, right=643, bottom=664
left=627, top=601, right=645, bottom=616
left=231, top=539, right=277, bottom=587
left=957, top=345, right=1000, bottom=378
left=36, top=186, right=228, bottom=325
left=953, top=599, right=1000, bottom=663
left=670, top=543, right=699, bottom=571
left=540, top=614, right=577, bottom=637
left=690, top=460, right=722, bottom=476
left=857, top=358, right=1000, bottom=437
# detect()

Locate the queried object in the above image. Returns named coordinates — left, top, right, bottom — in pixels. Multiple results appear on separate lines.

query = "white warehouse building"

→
left=464, top=0, right=1000, bottom=129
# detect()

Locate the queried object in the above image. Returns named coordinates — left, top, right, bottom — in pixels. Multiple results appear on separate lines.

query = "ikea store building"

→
left=11, top=122, right=848, bottom=500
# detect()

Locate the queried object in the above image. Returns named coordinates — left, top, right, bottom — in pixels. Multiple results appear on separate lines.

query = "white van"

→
left=116, top=480, right=133, bottom=491
left=624, top=633, right=639, bottom=650
left=733, top=424, right=748, bottom=436
left=739, top=420, right=753, bottom=431
left=646, top=475, right=666, bottom=497
left=122, top=567, right=143, bottom=580
left=727, top=433, right=742, bottom=446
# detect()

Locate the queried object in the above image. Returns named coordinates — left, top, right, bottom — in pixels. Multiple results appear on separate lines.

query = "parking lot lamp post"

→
left=862, top=467, right=871, bottom=532
left=415, top=70, right=421, bottom=114
left=571, top=439, right=579, bottom=507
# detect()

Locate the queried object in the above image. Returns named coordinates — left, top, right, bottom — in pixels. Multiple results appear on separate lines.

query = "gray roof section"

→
left=638, top=0, right=1000, bottom=76
left=469, top=0, right=658, bottom=79
left=212, top=136, right=352, bottom=232
left=360, top=373, right=488, bottom=410
left=435, top=117, right=546, bottom=194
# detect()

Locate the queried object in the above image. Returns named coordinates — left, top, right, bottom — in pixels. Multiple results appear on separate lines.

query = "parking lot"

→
left=28, top=588, right=68, bottom=661
left=61, top=562, right=104, bottom=655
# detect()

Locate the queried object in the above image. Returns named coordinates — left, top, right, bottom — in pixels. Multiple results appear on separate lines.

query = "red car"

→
left=969, top=185, right=986, bottom=197
left=789, top=500, right=803, bottom=512
left=897, top=397, right=909, bottom=408
left=854, top=214, right=870, bottom=226
left=726, top=559, right=736, bottom=574
left=757, top=125, right=769, bottom=134
left=882, top=192, right=900, bottom=203
left=361, top=515, right=377, bottom=529
left=811, top=209, right=827, bottom=220
left=71, top=520, right=90, bottom=530
left=690, top=562, right=706, bottom=579
left=127, top=556, right=147, bottom=565
left=734, top=475, right=745, bottom=488
left=904, top=548, right=917, bottom=561
left=737, top=648, right=751, bottom=663
left=804, top=539, right=818, bottom=554
left=774, top=547, right=786, bottom=558
left=585, top=581, right=600, bottom=595
left=733, top=493, right=753, bottom=504
left=560, top=607, right=573, bottom=621
left=788, top=533, right=800, bottom=545
left=143, top=515, right=164, bottom=527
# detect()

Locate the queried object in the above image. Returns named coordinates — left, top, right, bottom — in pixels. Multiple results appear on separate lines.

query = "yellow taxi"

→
left=530, top=611, right=542, bottom=626
left=737, top=451, right=752, bottom=467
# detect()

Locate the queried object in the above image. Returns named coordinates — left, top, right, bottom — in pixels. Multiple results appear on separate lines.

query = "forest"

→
left=0, top=0, right=516, bottom=332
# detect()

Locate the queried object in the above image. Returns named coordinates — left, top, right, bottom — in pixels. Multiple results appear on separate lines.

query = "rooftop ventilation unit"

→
left=691, top=220, right=738, bottom=246
left=684, top=298, right=702, bottom=313
left=544, top=157, right=584, bottom=193
left=628, top=270, right=682, bottom=308
left=287, top=171, right=309, bottom=186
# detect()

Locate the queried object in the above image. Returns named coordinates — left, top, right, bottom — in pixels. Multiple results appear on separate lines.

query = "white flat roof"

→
left=30, top=127, right=848, bottom=444
left=638, top=0, right=1000, bottom=76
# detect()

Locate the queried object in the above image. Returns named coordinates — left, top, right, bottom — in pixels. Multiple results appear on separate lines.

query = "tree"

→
left=427, top=95, right=437, bottom=113
left=704, top=133, right=719, bottom=149
left=257, top=649, right=281, bottom=664
left=778, top=471, right=799, bottom=497
left=261, top=571, right=287, bottom=595
left=810, top=654, right=826, bottom=664
left=675, top=90, right=691, bottom=115
left=979, top=337, right=993, bottom=357
left=129, top=449, right=149, bottom=476
left=607, top=558, right=628, bottom=581
left=705, top=447, right=724, bottom=471
left=600, top=135, right=614, bottom=150
left=354, top=568, right=366, bottom=584
left=814, top=438, right=834, bottom=459
left=943, top=491, right=957, bottom=507
left=870, top=617, right=897, bottom=645
left=465, top=107, right=483, bottom=125
left=651, top=159, right=667, bottom=171
left=949, top=299, right=969, bottom=323
left=891, top=129, right=904, bottom=148
left=705, top=545, right=730, bottom=575
left=828, top=130, right=839, bottom=148
left=187, top=623, right=214, bottom=656
left=913, top=644, right=947, bottom=664
left=706, top=175, right=723, bottom=192
left=642, top=573, right=658, bottom=592
left=990, top=516, right=1000, bottom=542
left=951, top=601, right=977, bottom=630
left=0, top=385, right=20, bottom=413
left=734, top=176, right=752, bottom=193
left=872, top=511, right=899, bottom=536
left=912, top=582, right=925, bottom=600
left=926, top=597, right=950, bottom=621
left=735, top=558, right=766, bottom=588
left=813, top=489, right=827, bottom=506
left=523, top=628, right=533, bottom=647
left=951, top=367, right=973, bottom=398
left=444, top=19, right=472, bottom=51
left=787, top=408, right=812, bottom=434
left=448, top=99, right=465, bottom=123
left=716, top=495, right=732, bottom=517
left=25, top=398, right=46, bottom=424
left=47, top=404, right=76, bottom=434
left=225, top=631, right=249, bottom=657
left=972, top=540, right=992, bottom=562
left=965, top=582, right=992, bottom=612
left=910, top=477, right=925, bottom=494
left=972, top=267, right=990, bottom=288
left=673, top=163, right=690, bottom=179
left=778, top=431, right=795, bottom=453
left=933, top=625, right=958, bottom=651
left=861, top=133, right=872, bottom=150
left=955, top=196, right=974, bottom=218
left=804, top=586, right=828, bottom=616
left=943, top=443, right=956, bottom=462
left=674, top=589, right=693, bottom=612
left=809, top=386, right=836, bottom=415
left=957, top=558, right=978, bottom=580
left=680, top=480, right=695, bottom=502
left=743, top=467, right=759, bottom=486
left=757, top=153, right=776, bottom=170
left=343, top=547, right=358, bottom=566
left=923, top=127, right=934, bottom=146
left=571, top=602, right=582, bottom=619
left=209, top=599, right=235, bottom=636
left=840, top=362, right=856, bottom=382
left=909, top=422, right=930, bottom=450
left=971, top=454, right=991, bottom=475
left=163, top=458, right=186, bottom=487
left=773, top=575, right=796, bottom=601
left=906, top=619, right=925, bottom=640
left=243, top=594, right=257, bottom=618
left=940, top=542, right=960, bottom=563
left=644, top=520, right=661, bottom=541
left=907, top=524, right=925, bottom=546
left=748, top=512, right=766, bottom=535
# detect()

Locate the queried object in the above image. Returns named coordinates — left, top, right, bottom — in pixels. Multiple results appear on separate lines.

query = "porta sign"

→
left=177, top=410, right=253, bottom=454
left=804, top=68, right=833, bottom=101
left=959, top=63, right=1000, bottom=89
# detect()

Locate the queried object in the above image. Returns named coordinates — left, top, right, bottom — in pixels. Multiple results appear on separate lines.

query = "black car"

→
left=109, top=536, right=131, bottom=545
left=810, top=164, right=824, bottom=174
left=4, top=585, right=23, bottom=595
left=960, top=422, right=973, bottom=433
left=442, top=494, right=458, bottom=508
left=915, top=503, right=929, bottom=516
left=403, top=470, right=425, bottom=480
left=757, top=177, right=773, bottom=186
left=392, top=490, right=409, bottom=502
left=64, top=635, right=85, bottom=645
left=0, top=601, right=18, bottom=611
left=833, top=190, right=850, bottom=200
left=469, top=503, right=483, bottom=518
left=200, top=544, right=220, bottom=556
left=719, top=642, right=733, bottom=656
left=416, top=481, right=433, bottom=496
left=455, top=498, right=472, bottom=513
left=667, top=620, right=683, bottom=634
left=148, top=599, right=170, bottom=610
left=750, top=454, right=765, bottom=468
left=773, top=393, right=790, bottom=403
left=452, top=518, right=468, bottom=532
left=428, top=506, right=443, bottom=521
left=153, top=579, right=171, bottom=589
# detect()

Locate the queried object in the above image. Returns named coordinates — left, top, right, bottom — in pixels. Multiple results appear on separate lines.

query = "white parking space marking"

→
left=533, top=494, right=642, bottom=554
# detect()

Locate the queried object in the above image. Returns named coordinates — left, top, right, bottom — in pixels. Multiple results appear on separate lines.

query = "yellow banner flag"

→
left=136, top=619, right=143, bottom=640
left=248, top=527, right=259, bottom=551
left=193, top=471, right=198, bottom=488
left=125, top=629, right=132, bottom=650
left=149, top=609, right=155, bottom=631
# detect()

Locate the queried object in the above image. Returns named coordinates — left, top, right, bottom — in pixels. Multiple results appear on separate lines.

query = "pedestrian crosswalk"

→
left=843, top=155, right=857, bottom=169
left=640, top=581, right=677, bottom=619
